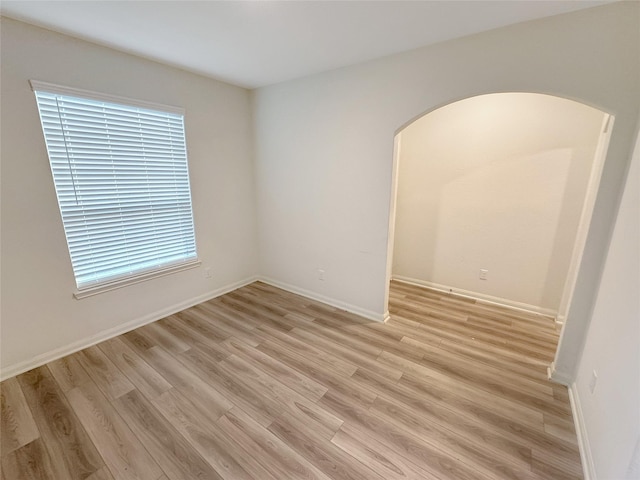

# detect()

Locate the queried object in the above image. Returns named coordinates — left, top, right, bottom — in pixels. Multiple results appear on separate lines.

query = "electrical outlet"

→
left=589, top=370, right=598, bottom=393
left=318, top=269, right=325, bottom=281
left=204, top=267, right=212, bottom=279
left=479, top=269, right=488, bottom=280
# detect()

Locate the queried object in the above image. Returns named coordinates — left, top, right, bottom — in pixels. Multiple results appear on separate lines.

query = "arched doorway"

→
left=384, top=93, right=612, bottom=357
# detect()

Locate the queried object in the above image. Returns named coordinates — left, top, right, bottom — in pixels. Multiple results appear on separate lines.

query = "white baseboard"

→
left=258, top=276, right=386, bottom=323
left=548, top=361, right=573, bottom=386
left=0, top=276, right=259, bottom=381
left=392, top=275, right=558, bottom=319
left=569, top=383, right=596, bottom=480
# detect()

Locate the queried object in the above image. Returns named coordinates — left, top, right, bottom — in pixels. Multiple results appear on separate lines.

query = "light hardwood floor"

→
left=1, top=281, right=583, bottom=480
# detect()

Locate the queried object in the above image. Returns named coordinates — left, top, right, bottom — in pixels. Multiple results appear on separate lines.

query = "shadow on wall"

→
left=434, top=148, right=572, bottom=306
left=391, top=93, right=606, bottom=313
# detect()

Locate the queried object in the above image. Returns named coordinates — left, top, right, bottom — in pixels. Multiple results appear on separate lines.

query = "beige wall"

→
left=253, top=2, right=640, bottom=379
left=0, top=18, right=258, bottom=377
left=573, top=122, right=640, bottom=480
left=393, top=93, right=604, bottom=312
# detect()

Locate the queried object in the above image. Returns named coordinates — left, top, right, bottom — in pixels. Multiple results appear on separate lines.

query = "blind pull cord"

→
left=55, top=96, right=80, bottom=206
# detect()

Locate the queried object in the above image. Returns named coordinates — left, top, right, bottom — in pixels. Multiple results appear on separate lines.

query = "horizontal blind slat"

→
left=76, top=255, right=196, bottom=287
left=68, top=229, right=196, bottom=252
left=74, top=249, right=197, bottom=274
left=71, top=241, right=196, bottom=267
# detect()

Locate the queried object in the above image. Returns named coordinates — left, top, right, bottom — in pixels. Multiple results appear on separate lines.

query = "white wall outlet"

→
left=589, top=370, right=598, bottom=393
left=479, top=269, right=488, bottom=280
left=204, top=267, right=212, bottom=279
left=318, top=269, right=325, bottom=281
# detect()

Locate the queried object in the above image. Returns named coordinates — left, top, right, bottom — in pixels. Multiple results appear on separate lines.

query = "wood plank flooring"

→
left=0, top=281, right=583, bottom=479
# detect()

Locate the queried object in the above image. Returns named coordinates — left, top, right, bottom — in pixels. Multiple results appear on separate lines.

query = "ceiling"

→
left=1, top=1, right=612, bottom=89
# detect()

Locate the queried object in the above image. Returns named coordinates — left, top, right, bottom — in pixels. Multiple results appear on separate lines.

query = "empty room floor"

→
left=0, top=280, right=583, bottom=480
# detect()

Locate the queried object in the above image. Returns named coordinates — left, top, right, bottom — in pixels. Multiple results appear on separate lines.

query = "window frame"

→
left=30, top=80, right=201, bottom=299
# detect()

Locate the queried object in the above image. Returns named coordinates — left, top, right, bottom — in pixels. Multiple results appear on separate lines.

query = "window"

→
left=31, top=81, right=199, bottom=298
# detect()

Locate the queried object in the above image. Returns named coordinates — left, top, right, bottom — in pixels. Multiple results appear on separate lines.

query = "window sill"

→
left=73, top=260, right=202, bottom=299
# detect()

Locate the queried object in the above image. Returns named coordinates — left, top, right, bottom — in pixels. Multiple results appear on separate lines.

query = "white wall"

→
left=572, top=122, right=639, bottom=480
left=0, top=18, right=258, bottom=378
left=393, top=93, right=604, bottom=313
left=253, top=2, right=640, bottom=378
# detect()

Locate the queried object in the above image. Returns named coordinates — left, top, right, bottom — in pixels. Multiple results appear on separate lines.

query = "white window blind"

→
left=32, top=81, right=198, bottom=292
